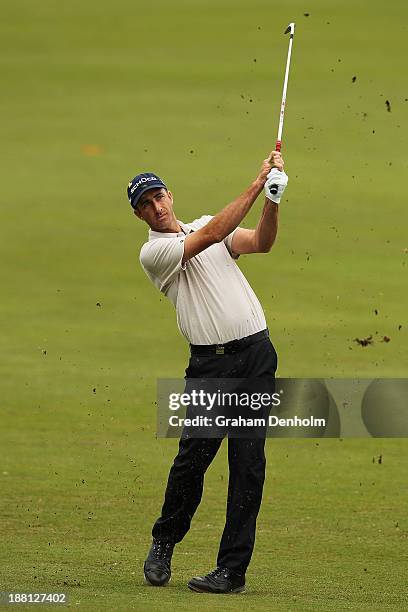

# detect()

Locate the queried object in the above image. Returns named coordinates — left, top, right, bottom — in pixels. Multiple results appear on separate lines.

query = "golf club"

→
left=269, top=22, right=295, bottom=195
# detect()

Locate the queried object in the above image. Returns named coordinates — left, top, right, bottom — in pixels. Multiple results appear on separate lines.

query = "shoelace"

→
left=208, top=567, right=230, bottom=580
left=151, top=541, right=173, bottom=561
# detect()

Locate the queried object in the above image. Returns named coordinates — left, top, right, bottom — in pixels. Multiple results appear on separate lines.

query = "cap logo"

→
left=130, top=175, right=159, bottom=194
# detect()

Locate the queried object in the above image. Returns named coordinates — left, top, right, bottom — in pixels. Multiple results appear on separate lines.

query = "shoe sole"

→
left=188, top=583, right=245, bottom=594
left=144, top=575, right=171, bottom=587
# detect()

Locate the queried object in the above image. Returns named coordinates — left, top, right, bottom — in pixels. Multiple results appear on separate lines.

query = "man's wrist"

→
left=252, top=177, right=265, bottom=192
left=265, top=198, right=279, bottom=209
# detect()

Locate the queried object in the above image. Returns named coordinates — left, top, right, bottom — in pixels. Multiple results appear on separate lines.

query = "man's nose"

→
left=153, top=200, right=163, bottom=214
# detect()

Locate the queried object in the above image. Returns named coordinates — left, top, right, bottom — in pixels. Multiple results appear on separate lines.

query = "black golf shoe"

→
left=188, top=566, right=245, bottom=594
left=143, top=539, right=174, bottom=586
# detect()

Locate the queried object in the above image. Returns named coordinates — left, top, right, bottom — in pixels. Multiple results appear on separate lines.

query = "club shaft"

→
left=276, top=32, right=294, bottom=152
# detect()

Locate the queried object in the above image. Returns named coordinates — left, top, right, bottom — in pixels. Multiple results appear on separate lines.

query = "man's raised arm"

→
left=182, top=151, right=282, bottom=265
left=230, top=158, right=288, bottom=255
left=230, top=199, right=279, bottom=255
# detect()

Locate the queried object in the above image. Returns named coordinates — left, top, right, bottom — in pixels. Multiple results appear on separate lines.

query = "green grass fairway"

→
left=1, top=0, right=407, bottom=609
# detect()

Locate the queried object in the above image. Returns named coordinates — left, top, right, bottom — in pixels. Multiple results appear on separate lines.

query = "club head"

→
left=284, top=22, right=295, bottom=36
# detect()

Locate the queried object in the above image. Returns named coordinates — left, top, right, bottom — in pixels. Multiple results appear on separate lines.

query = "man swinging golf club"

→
left=127, top=21, right=295, bottom=596
left=127, top=152, right=288, bottom=593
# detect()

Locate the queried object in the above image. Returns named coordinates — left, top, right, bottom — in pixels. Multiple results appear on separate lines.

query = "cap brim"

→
left=130, top=182, right=166, bottom=208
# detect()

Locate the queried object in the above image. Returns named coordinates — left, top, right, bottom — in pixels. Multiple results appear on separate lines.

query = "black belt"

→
left=190, top=329, right=269, bottom=355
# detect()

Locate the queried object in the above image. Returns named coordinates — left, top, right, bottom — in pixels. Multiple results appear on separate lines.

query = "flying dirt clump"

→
left=354, top=336, right=373, bottom=347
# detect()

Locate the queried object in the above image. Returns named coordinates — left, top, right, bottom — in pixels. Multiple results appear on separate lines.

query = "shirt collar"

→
left=148, top=220, right=193, bottom=240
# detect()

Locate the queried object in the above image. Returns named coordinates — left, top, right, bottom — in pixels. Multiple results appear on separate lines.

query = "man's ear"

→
left=167, top=190, right=173, bottom=204
left=133, top=207, right=142, bottom=219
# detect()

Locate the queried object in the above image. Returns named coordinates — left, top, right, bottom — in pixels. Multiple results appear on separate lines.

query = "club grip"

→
left=275, top=140, right=282, bottom=152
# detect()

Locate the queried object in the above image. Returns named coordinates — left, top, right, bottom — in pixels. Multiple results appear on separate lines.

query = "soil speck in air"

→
left=354, top=336, right=373, bottom=347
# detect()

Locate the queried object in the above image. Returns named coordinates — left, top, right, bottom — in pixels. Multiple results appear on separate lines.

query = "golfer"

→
left=127, top=152, right=288, bottom=594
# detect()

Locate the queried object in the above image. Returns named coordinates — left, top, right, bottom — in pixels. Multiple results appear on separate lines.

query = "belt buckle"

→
left=216, top=345, right=225, bottom=355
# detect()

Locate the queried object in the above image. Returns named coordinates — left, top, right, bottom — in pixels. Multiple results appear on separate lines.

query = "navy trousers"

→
left=152, top=335, right=277, bottom=574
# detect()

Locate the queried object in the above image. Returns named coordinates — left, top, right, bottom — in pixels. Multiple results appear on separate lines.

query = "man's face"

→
left=134, top=188, right=174, bottom=231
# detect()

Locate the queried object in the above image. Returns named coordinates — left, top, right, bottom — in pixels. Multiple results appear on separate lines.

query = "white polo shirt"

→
left=139, top=215, right=266, bottom=345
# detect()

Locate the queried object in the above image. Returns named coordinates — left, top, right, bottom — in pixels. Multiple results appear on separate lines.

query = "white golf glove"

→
left=264, top=168, right=288, bottom=204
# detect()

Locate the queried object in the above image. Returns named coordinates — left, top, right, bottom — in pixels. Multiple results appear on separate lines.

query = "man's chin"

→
left=152, top=218, right=171, bottom=232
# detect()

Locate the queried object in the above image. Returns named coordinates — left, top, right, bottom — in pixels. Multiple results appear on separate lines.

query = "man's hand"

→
left=264, top=168, right=288, bottom=204
left=257, top=150, right=284, bottom=184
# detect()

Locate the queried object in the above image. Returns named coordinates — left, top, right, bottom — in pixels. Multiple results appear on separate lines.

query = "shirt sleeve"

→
left=224, top=228, right=240, bottom=260
left=140, top=238, right=186, bottom=293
